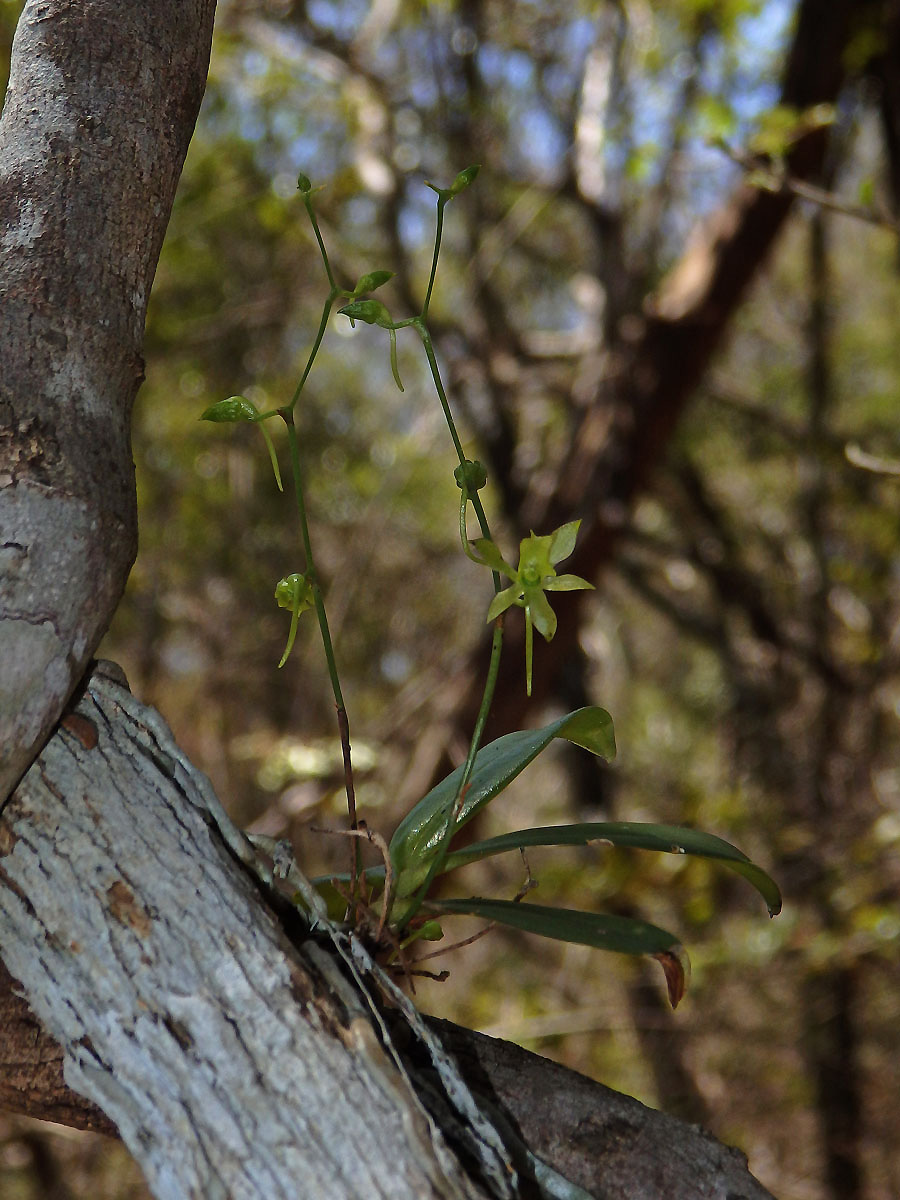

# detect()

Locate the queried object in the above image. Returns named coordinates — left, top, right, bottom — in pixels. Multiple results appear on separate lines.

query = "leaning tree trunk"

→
left=0, top=3, right=775, bottom=1196
left=0, top=663, right=775, bottom=1199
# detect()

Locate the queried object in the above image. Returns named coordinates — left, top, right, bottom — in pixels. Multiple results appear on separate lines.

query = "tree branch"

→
left=450, top=0, right=863, bottom=743
left=0, top=0, right=216, bottom=803
left=0, top=665, right=775, bottom=1198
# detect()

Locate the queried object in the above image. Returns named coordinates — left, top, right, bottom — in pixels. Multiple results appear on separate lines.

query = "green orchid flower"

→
left=473, top=520, right=594, bottom=695
left=274, top=572, right=316, bottom=668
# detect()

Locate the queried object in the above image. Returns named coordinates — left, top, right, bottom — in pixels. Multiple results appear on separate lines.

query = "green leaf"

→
left=389, top=707, right=616, bottom=881
left=430, top=898, right=688, bottom=1006
left=200, top=395, right=257, bottom=423
left=436, top=822, right=783, bottom=917
left=352, top=269, right=394, bottom=296
left=547, top=519, right=580, bottom=563
left=449, top=164, right=480, bottom=194
left=338, top=299, right=393, bottom=328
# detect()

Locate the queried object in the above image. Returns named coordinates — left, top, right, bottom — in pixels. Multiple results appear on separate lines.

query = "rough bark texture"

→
left=0, top=0, right=216, bottom=803
left=0, top=668, right=500, bottom=1200
left=0, top=665, right=775, bottom=1200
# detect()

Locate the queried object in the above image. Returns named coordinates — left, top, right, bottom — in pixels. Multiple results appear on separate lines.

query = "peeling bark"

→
left=0, top=668, right=499, bottom=1200
left=0, top=665, right=775, bottom=1200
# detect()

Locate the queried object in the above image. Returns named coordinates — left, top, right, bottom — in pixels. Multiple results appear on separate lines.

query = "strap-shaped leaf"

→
left=389, top=707, right=615, bottom=876
left=434, top=822, right=782, bottom=917
left=432, top=897, right=689, bottom=1007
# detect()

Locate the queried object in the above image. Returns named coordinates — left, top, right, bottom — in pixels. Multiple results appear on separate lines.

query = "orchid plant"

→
left=201, top=166, right=781, bottom=1006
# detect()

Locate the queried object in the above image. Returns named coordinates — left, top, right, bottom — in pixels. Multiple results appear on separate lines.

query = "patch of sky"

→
left=530, top=290, right=582, bottom=334
left=290, top=134, right=329, bottom=174
left=239, top=113, right=266, bottom=144
left=307, top=0, right=369, bottom=40
left=397, top=196, right=433, bottom=249
left=407, top=69, right=441, bottom=110
left=241, top=49, right=269, bottom=78
left=370, top=38, right=403, bottom=81
left=696, top=0, right=793, bottom=131
left=476, top=44, right=534, bottom=90
left=343, top=194, right=379, bottom=234
left=271, top=109, right=302, bottom=142
left=543, top=61, right=580, bottom=106
left=514, top=107, right=567, bottom=179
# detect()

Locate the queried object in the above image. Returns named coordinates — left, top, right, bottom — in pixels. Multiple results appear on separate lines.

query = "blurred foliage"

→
left=4, top=0, right=900, bottom=1196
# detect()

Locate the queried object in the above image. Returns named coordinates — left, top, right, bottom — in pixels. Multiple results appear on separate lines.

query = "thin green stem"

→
left=287, top=290, right=338, bottom=412
left=285, top=197, right=340, bottom=413
left=394, top=615, right=505, bottom=934
left=303, top=195, right=337, bottom=290
left=282, top=409, right=360, bottom=902
left=415, top=319, right=467, bottom=462
left=415, top=319, right=496, bottom=569
left=390, top=310, right=510, bottom=934
left=421, top=196, right=447, bottom=319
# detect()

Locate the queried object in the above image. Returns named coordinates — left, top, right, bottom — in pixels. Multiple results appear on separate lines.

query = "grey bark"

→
left=0, top=664, right=775, bottom=1200
left=0, top=667, right=503, bottom=1200
left=0, top=0, right=216, bottom=802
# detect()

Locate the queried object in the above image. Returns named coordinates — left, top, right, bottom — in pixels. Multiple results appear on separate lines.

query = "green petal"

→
left=518, top=532, right=555, bottom=582
left=338, top=299, right=392, bottom=327
left=547, top=519, right=581, bottom=564
left=545, top=573, right=593, bottom=592
left=473, top=538, right=517, bottom=579
left=486, top=584, right=523, bottom=622
left=526, top=587, right=557, bottom=640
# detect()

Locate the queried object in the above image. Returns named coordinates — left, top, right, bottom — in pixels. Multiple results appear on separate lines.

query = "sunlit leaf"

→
left=389, top=707, right=616, bottom=879
left=200, top=395, right=257, bottom=423
left=434, top=822, right=782, bottom=916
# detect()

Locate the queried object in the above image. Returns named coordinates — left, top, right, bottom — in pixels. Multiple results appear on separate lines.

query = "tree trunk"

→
left=0, top=0, right=215, bottom=801
left=0, top=664, right=775, bottom=1199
